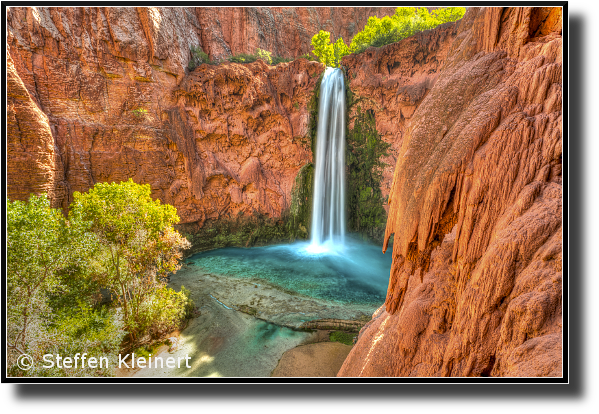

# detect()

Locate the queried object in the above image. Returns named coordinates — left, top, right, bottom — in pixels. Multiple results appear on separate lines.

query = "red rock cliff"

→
left=339, top=7, right=563, bottom=377
left=6, top=6, right=334, bottom=226
left=196, top=7, right=396, bottom=60
left=342, top=20, right=460, bottom=208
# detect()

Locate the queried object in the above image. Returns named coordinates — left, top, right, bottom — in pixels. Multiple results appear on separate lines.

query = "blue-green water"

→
left=187, top=237, right=392, bottom=307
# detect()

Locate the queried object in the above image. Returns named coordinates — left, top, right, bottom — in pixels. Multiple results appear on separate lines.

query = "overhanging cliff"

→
left=339, top=6, right=562, bottom=377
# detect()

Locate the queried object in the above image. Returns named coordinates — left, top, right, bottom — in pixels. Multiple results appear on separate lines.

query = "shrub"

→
left=188, top=45, right=212, bottom=70
left=229, top=48, right=286, bottom=65
left=346, top=106, right=390, bottom=242
left=144, top=286, right=195, bottom=338
left=350, top=7, right=466, bottom=54
left=229, top=52, right=259, bottom=64
left=255, top=48, right=272, bottom=64
left=297, top=52, right=319, bottom=62
left=271, top=55, right=293, bottom=65
left=131, top=108, right=148, bottom=118
left=329, top=331, right=355, bottom=345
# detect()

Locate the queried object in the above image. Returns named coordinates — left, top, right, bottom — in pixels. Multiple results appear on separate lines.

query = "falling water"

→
left=309, top=67, right=346, bottom=252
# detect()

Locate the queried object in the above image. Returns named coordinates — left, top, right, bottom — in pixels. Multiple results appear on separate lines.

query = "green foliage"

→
left=346, top=105, right=390, bottom=242
left=310, top=30, right=349, bottom=68
left=42, top=302, right=124, bottom=377
left=307, top=71, right=324, bottom=155
left=229, top=48, right=289, bottom=65
left=144, top=286, right=195, bottom=338
left=271, top=55, right=293, bottom=65
left=329, top=331, right=355, bottom=346
left=6, top=194, right=122, bottom=377
left=287, top=162, right=314, bottom=240
left=71, top=179, right=191, bottom=345
left=188, top=45, right=213, bottom=70
left=185, top=212, right=293, bottom=252
left=297, top=52, right=319, bottom=62
left=228, top=52, right=259, bottom=64
left=7, top=183, right=193, bottom=376
left=255, top=48, right=272, bottom=64
left=349, top=7, right=466, bottom=54
left=310, top=7, right=466, bottom=66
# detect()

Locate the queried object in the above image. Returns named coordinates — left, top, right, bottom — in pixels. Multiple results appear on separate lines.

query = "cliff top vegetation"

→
left=311, top=7, right=466, bottom=67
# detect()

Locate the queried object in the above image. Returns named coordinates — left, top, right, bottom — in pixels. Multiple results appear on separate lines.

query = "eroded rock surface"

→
left=196, top=7, right=397, bottom=61
left=339, top=6, right=562, bottom=377
left=6, top=6, right=325, bottom=227
left=342, top=20, right=459, bottom=207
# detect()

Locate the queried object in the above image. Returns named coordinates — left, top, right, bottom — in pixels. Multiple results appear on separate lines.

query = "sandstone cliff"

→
left=339, top=6, right=562, bottom=377
left=343, top=20, right=460, bottom=208
left=6, top=6, right=400, bottom=230
left=195, top=7, right=396, bottom=60
left=6, top=6, right=333, bottom=228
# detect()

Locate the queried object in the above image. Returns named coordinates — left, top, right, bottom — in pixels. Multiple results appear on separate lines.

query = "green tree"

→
left=311, top=30, right=335, bottom=67
left=310, top=31, right=350, bottom=68
left=7, top=194, right=122, bottom=376
left=70, top=179, right=191, bottom=344
left=255, top=48, right=273, bottom=65
left=348, top=7, right=466, bottom=55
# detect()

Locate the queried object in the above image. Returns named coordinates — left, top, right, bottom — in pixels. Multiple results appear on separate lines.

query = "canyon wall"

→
left=343, top=20, right=460, bottom=207
left=6, top=6, right=332, bottom=230
left=7, top=6, right=564, bottom=377
left=339, top=7, right=562, bottom=377
left=196, top=7, right=396, bottom=60
left=6, top=6, right=399, bottom=230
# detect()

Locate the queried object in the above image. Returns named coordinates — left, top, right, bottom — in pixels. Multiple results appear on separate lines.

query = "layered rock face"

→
left=6, top=6, right=326, bottom=226
left=342, top=20, right=460, bottom=208
left=339, top=7, right=563, bottom=377
left=196, top=7, right=396, bottom=60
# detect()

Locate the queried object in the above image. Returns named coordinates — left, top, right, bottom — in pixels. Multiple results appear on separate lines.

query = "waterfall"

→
left=309, top=67, right=346, bottom=252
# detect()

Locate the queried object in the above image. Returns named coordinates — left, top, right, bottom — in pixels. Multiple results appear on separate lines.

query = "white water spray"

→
left=308, top=67, right=346, bottom=253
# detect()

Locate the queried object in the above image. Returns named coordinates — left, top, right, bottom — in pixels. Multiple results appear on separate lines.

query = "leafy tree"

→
left=6, top=194, right=121, bottom=376
left=310, top=7, right=466, bottom=66
left=70, top=179, right=191, bottom=344
left=311, top=30, right=349, bottom=68
left=311, top=30, right=334, bottom=67
left=255, top=48, right=273, bottom=65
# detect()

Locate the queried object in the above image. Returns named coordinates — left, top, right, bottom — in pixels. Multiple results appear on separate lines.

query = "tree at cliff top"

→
left=71, top=179, right=193, bottom=346
left=311, top=7, right=465, bottom=66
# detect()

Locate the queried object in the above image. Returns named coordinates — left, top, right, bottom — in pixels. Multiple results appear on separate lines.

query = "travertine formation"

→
left=339, top=7, right=562, bottom=377
left=342, top=20, right=459, bottom=207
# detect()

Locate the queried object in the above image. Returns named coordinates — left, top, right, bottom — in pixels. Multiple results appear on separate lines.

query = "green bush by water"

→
left=7, top=182, right=194, bottom=377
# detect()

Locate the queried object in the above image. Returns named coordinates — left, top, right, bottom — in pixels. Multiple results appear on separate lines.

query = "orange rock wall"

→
left=339, top=6, right=563, bottom=377
left=6, top=6, right=332, bottom=226
left=196, top=7, right=396, bottom=60
left=342, top=21, right=459, bottom=207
